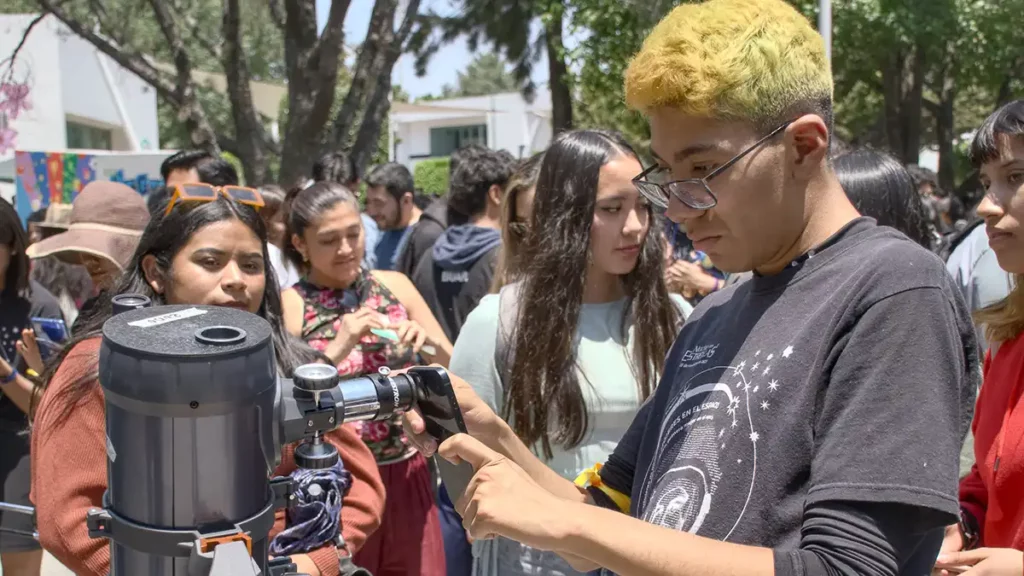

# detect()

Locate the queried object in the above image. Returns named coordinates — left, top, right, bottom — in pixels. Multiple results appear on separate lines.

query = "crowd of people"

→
left=0, top=0, right=1022, bottom=575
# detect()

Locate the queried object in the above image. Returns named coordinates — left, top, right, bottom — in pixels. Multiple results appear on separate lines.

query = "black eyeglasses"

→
left=633, top=120, right=794, bottom=212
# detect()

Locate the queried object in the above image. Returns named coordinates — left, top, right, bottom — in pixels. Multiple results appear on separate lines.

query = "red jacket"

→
left=31, top=338, right=386, bottom=576
left=960, top=332, right=1024, bottom=549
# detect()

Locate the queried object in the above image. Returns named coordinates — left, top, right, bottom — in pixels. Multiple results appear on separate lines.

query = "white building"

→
left=0, top=14, right=160, bottom=158
left=389, top=90, right=552, bottom=168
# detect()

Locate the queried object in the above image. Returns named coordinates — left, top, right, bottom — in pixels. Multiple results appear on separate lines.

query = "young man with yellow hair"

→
left=403, top=1, right=981, bottom=574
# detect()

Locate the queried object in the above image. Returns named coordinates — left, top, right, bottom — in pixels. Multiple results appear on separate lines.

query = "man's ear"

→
left=141, top=254, right=165, bottom=294
left=488, top=184, right=503, bottom=207
left=402, top=191, right=416, bottom=208
left=785, top=114, right=830, bottom=180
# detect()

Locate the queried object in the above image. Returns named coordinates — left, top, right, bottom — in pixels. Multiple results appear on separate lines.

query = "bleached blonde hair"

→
left=625, top=0, right=833, bottom=129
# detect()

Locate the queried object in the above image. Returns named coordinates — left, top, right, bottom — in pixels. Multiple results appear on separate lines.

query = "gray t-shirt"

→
left=601, top=219, right=978, bottom=567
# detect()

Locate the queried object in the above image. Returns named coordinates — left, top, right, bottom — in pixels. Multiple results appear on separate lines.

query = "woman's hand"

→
left=17, top=329, right=45, bottom=375
left=326, top=307, right=384, bottom=362
left=935, top=548, right=1023, bottom=576
left=666, top=260, right=719, bottom=299
left=390, top=319, right=429, bottom=354
left=400, top=368, right=506, bottom=456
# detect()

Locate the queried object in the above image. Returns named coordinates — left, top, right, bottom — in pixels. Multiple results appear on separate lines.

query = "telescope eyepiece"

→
left=111, top=294, right=152, bottom=316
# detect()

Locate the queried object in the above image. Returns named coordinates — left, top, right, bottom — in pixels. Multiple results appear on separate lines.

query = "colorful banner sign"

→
left=14, top=151, right=165, bottom=223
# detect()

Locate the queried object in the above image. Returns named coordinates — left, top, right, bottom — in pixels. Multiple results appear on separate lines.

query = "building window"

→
left=429, top=124, right=487, bottom=157
left=66, top=121, right=113, bottom=150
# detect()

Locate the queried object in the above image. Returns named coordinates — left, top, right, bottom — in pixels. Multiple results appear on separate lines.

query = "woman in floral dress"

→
left=282, top=181, right=453, bottom=575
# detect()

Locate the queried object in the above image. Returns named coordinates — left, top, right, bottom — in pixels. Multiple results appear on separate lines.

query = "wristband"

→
left=2, top=369, right=18, bottom=384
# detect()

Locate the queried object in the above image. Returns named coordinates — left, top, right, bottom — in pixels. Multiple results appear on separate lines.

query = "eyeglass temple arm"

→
left=705, top=121, right=793, bottom=181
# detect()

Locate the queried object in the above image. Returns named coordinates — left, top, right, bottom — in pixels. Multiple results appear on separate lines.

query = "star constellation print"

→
left=638, top=344, right=796, bottom=539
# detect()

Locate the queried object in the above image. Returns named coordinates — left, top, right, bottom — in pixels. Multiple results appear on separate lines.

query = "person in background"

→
left=450, top=130, right=689, bottom=576
left=834, top=148, right=933, bottom=248
left=490, top=152, right=544, bottom=292
left=397, top=147, right=496, bottom=279
left=364, top=163, right=421, bottom=271
left=149, top=152, right=241, bottom=214
left=25, top=204, right=94, bottom=326
left=0, top=200, right=62, bottom=576
left=160, top=149, right=240, bottom=188
left=313, top=152, right=380, bottom=270
left=32, top=194, right=385, bottom=576
left=412, top=146, right=514, bottom=342
left=934, top=99, right=1024, bottom=576
left=404, top=1, right=978, bottom=574
left=261, top=184, right=301, bottom=290
left=662, top=220, right=727, bottom=303
left=26, top=182, right=149, bottom=326
left=281, top=182, right=452, bottom=576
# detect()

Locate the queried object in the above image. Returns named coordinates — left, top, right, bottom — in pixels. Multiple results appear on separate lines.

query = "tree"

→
left=437, top=52, right=518, bottom=98
left=29, top=0, right=433, bottom=185
left=416, top=0, right=575, bottom=133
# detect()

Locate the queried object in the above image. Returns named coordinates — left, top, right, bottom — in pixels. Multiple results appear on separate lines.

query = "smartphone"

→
left=31, top=317, right=68, bottom=343
left=407, top=366, right=475, bottom=500
left=31, top=317, right=69, bottom=360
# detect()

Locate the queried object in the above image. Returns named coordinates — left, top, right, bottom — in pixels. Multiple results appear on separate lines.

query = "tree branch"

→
left=314, top=0, right=351, bottom=58
left=35, top=0, right=178, bottom=102
left=2, top=12, right=46, bottom=71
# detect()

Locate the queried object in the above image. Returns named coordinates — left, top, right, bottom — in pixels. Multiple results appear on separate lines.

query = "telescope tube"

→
left=97, top=304, right=279, bottom=575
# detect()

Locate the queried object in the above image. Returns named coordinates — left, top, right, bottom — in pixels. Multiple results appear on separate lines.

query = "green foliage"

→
left=414, top=157, right=450, bottom=196
left=434, top=53, right=519, bottom=99
left=220, top=151, right=245, bottom=186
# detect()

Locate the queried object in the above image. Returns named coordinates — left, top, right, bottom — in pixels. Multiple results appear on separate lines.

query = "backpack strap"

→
left=493, top=283, right=521, bottom=386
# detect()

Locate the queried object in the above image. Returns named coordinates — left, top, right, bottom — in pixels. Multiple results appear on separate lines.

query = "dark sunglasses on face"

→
left=164, top=183, right=265, bottom=216
left=633, top=120, right=794, bottom=213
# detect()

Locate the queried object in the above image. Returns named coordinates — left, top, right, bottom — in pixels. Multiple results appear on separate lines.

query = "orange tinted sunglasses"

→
left=164, top=183, right=265, bottom=216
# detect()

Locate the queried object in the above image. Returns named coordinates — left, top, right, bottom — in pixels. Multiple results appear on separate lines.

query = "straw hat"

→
left=26, top=181, right=150, bottom=270
left=36, top=203, right=74, bottom=230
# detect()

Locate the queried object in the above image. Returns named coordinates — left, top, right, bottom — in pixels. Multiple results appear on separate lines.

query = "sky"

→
left=315, top=0, right=550, bottom=100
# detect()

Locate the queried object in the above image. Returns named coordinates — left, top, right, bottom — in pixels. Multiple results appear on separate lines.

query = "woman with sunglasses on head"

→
left=31, top=192, right=386, bottom=576
left=281, top=181, right=453, bottom=576
left=449, top=130, right=690, bottom=576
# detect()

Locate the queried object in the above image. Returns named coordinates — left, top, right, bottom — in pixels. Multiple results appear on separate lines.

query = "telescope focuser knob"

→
left=293, top=364, right=340, bottom=392
left=294, top=438, right=339, bottom=470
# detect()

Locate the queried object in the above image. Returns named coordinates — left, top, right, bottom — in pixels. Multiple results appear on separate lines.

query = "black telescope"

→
left=86, top=299, right=470, bottom=576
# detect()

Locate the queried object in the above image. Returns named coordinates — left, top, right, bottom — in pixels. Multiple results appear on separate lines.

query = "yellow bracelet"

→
left=574, top=463, right=631, bottom=514
left=26, top=369, right=39, bottom=378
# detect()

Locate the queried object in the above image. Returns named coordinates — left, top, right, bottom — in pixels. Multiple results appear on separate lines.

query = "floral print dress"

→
left=292, top=271, right=418, bottom=464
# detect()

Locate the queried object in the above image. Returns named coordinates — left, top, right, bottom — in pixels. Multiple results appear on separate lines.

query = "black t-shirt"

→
left=600, top=218, right=979, bottom=571
left=0, top=280, right=64, bottom=428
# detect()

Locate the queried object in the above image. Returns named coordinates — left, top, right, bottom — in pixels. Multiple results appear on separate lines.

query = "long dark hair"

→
left=283, top=181, right=361, bottom=271
left=505, top=130, right=680, bottom=458
left=0, top=200, right=31, bottom=299
left=40, top=197, right=325, bottom=422
left=834, top=149, right=932, bottom=248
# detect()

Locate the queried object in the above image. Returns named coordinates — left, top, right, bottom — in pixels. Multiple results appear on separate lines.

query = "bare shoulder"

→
left=370, top=270, right=416, bottom=299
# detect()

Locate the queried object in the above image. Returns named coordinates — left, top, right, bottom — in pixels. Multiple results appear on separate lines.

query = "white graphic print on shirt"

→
left=638, top=344, right=795, bottom=539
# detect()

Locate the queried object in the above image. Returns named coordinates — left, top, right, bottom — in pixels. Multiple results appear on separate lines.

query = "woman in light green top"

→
left=450, top=130, right=691, bottom=576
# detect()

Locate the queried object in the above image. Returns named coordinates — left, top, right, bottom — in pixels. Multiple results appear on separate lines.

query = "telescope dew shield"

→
left=96, top=305, right=279, bottom=576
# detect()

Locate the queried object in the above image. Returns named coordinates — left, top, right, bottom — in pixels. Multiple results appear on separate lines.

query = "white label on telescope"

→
left=128, top=307, right=207, bottom=328
left=106, top=433, right=117, bottom=462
